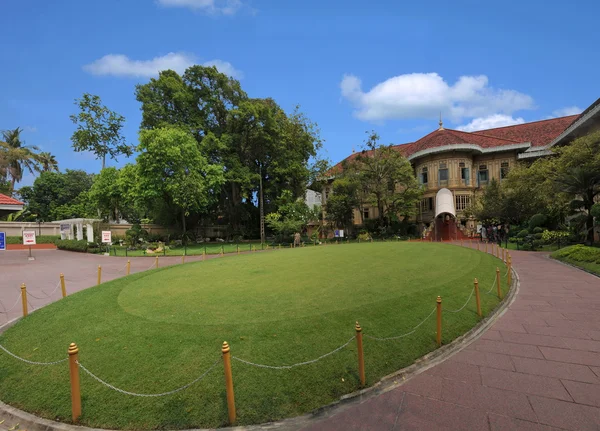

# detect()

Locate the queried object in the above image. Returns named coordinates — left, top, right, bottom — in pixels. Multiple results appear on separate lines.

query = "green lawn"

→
left=0, top=242, right=508, bottom=429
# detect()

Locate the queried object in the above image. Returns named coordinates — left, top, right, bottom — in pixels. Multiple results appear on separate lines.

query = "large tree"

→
left=347, top=132, right=422, bottom=227
left=36, top=152, right=59, bottom=172
left=136, top=127, right=225, bottom=233
left=0, top=127, right=40, bottom=193
left=18, top=170, right=94, bottom=221
left=325, top=177, right=359, bottom=230
left=135, top=65, right=324, bottom=238
left=70, top=93, right=132, bottom=169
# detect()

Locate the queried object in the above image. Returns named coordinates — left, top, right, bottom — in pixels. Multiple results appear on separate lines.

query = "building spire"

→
left=438, top=112, right=444, bottom=131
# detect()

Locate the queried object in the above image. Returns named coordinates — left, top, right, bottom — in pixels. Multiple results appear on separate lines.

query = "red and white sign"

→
left=101, top=231, right=112, bottom=244
left=22, top=230, right=37, bottom=246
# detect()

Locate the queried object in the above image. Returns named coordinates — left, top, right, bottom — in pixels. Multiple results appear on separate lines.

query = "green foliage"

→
left=6, top=235, right=60, bottom=244
left=70, top=93, right=132, bottom=169
left=529, top=214, right=547, bottom=231
left=541, top=230, right=569, bottom=244
left=55, top=239, right=89, bottom=252
left=591, top=203, right=600, bottom=219
left=532, top=226, right=544, bottom=234
left=534, top=232, right=543, bottom=240
left=125, top=223, right=148, bottom=247
left=137, top=127, right=225, bottom=232
left=552, top=244, right=600, bottom=263
left=265, top=190, right=317, bottom=241
left=471, top=179, right=504, bottom=224
left=18, top=170, right=94, bottom=221
left=0, top=127, right=41, bottom=192
left=325, top=177, right=359, bottom=229
left=517, top=229, right=529, bottom=238
left=88, top=166, right=143, bottom=223
left=346, top=132, right=422, bottom=227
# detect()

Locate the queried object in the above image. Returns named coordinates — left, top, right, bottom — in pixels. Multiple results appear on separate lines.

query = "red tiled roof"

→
left=328, top=114, right=581, bottom=176
left=0, top=193, right=24, bottom=205
left=472, top=115, right=579, bottom=147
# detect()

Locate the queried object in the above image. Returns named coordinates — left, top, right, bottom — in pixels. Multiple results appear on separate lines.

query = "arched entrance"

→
left=434, top=188, right=457, bottom=241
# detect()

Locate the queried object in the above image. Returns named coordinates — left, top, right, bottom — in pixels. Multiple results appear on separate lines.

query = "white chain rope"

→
left=0, top=294, right=22, bottom=314
left=232, top=335, right=356, bottom=370
left=26, top=281, right=61, bottom=300
left=446, top=286, right=476, bottom=313
left=0, top=344, right=68, bottom=366
left=77, top=359, right=220, bottom=397
left=363, top=306, right=437, bottom=341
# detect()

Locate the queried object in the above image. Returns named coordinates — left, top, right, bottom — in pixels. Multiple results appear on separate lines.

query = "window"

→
left=460, top=165, right=470, bottom=185
left=500, top=161, right=510, bottom=179
left=420, top=198, right=434, bottom=212
left=455, top=195, right=471, bottom=211
left=363, top=208, right=369, bottom=219
left=420, top=167, right=428, bottom=184
left=478, top=164, right=489, bottom=184
left=438, top=162, right=449, bottom=182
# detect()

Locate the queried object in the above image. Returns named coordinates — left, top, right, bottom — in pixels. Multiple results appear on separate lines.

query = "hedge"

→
left=6, top=235, right=61, bottom=244
left=552, top=244, right=600, bottom=263
left=55, top=239, right=89, bottom=253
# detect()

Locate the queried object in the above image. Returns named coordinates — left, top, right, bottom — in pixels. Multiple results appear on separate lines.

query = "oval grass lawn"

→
left=0, top=242, right=508, bottom=429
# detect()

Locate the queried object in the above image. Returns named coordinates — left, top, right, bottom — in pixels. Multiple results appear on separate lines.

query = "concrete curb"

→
left=0, top=249, right=519, bottom=431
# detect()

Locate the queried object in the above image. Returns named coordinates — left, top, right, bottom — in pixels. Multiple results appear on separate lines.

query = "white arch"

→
left=435, top=188, right=455, bottom=218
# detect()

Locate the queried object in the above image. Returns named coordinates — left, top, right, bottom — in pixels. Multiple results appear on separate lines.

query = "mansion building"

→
left=323, top=98, right=600, bottom=240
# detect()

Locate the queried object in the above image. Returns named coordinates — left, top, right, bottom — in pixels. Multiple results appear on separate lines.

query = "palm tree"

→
left=36, top=151, right=59, bottom=172
left=555, top=167, right=600, bottom=244
left=0, top=128, right=40, bottom=192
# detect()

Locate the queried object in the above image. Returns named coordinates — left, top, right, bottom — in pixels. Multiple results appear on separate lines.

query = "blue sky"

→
left=1, top=0, right=598, bottom=187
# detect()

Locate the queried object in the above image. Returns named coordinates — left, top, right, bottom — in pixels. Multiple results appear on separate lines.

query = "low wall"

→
left=0, top=222, right=61, bottom=237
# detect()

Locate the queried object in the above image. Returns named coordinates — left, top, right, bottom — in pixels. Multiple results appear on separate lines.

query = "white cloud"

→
left=157, top=0, right=243, bottom=14
left=340, top=72, right=534, bottom=122
left=457, top=114, right=525, bottom=132
left=83, top=52, right=242, bottom=78
left=552, top=106, right=582, bottom=117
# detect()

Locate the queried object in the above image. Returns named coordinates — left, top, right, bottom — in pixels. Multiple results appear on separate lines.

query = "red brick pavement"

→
left=302, top=247, right=600, bottom=431
left=1, top=247, right=599, bottom=430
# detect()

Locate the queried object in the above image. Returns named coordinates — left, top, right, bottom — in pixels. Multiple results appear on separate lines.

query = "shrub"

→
left=534, top=232, right=543, bottom=240
left=358, top=232, right=372, bottom=241
left=6, top=235, right=60, bottom=244
left=532, top=227, right=544, bottom=234
left=517, top=229, right=529, bottom=239
left=552, top=244, right=600, bottom=263
left=56, top=239, right=89, bottom=253
left=529, top=214, right=547, bottom=231
left=541, top=230, right=570, bottom=244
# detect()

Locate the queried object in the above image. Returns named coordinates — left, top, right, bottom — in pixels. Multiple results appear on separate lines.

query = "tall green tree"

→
left=347, top=132, right=422, bottom=227
left=136, top=127, right=225, bottom=233
left=18, top=170, right=94, bottom=221
left=70, top=93, right=132, bottom=169
left=0, top=127, right=40, bottom=192
left=325, top=177, right=359, bottom=230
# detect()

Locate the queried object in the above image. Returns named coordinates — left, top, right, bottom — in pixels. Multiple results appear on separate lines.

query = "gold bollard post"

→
left=222, top=342, right=236, bottom=424
left=155, top=255, right=159, bottom=269
left=477, top=241, right=480, bottom=251
left=182, top=255, right=185, bottom=264
left=355, top=322, right=366, bottom=387
left=202, top=250, right=206, bottom=261
left=496, top=267, right=502, bottom=299
left=436, top=296, right=442, bottom=347
left=474, top=278, right=482, bottom=317
left=68, top=343, right=81, bottom=422
left=126, top=260, right=131, bottom=275
left=485, top=242, right=488, bottom=254
left=60, top=273, right=67, bottom=298
left=20, top=283, right=28, bottom=317
left=97, top=265, right=102, bottom=286
left=502, top=247, right=505, bottom=262
left=507, top=255, right=512, bottom=287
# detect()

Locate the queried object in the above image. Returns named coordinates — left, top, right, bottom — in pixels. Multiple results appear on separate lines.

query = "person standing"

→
left=294, top=232, right=301, bottom=248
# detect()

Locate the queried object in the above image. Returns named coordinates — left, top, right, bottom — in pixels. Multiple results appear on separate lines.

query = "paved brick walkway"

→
left=302, top=249, right=600, bottom=431
left=1, top=247, right=599, bottom=430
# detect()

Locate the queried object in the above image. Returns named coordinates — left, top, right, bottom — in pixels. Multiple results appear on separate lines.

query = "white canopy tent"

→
left=53, top=218, right=100, bottom=242
left=435, top=188, right=456, bottom=218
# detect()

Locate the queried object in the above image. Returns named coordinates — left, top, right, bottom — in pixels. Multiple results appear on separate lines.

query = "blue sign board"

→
left=0, top=232, right=5, bottom=251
